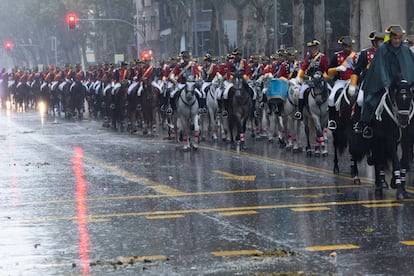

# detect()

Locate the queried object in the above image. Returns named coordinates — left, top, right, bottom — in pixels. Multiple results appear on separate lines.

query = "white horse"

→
left=175, top=78, right=200, bottom=151
left=303, top=71, right=329, bottom=157
left=282, top=78, right=303, bottom=152
left=206, top=75, right=224, bottom=141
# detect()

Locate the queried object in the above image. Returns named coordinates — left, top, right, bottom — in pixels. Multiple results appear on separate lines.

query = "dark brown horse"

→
left=126, top=81, right=140, bottom=133
left=227, top=71, right=253, bottom=150
left=140, top=79, right=159, bottom=135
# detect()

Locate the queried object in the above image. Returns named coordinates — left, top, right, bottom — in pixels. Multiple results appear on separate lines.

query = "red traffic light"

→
left=67, top=13, right=77, bottom=29
left=4, top=41, right=13, bottom=50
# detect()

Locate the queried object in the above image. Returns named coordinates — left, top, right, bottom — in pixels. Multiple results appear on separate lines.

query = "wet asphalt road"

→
left=1, top=108, right=414, bottom=276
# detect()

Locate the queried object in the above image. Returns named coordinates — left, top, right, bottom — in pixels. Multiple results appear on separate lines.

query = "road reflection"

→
left=73, top=146, right=90, bottom=275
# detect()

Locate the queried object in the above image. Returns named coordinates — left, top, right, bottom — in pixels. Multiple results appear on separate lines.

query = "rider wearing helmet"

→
left=351, top=31, right=385, bottom=134
left=200, top=52, right=220, bottom=114
left=294, top=39, right=329, bottom=120
left=360, top=25, right=414, bottom=138
left=325, top=36, right=358, bottom=130
left=167, top=50, right=200, bottom=115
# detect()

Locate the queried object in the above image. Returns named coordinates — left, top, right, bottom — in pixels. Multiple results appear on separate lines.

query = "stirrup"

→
left=294, top=111, right=302, bottom=120
left=353, top=122, right=363, bottom=134
left=166, top=107, right=173, bottom=115
left=222, top=110, right=228, bottom=117
left=328, top=120, right=337, bottom=130
left=362, top=126, right=373, bottom=139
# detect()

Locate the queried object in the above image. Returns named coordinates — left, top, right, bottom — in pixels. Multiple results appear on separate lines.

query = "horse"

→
left=282, top=78, right=302, bottom=152
left=330, top=82, right=370, bottom=184
left=101, top=81, right=113, bottom=128
left=111, top=81, right=128, bottom=131
left=69, top=80, right=86, bottom=120
left=140, top=79, right=159, bottom=135
left=206, top=75, right=223, bottom=141
left=227, top=71, right=253, bottom=150
left=15, top=81, right=31, bottom=111
left=175, top=77, right=200, bottom=151
left=369, top=79, right=414, bottom=200
left=30, top=77, right=42, bottom=110
left=303, top=71, right=329, bottom=157
left=126, top=80, right=140, bottom=133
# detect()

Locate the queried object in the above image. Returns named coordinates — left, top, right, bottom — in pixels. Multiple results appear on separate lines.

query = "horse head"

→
left=184, top=76, right=197, bottom=101
left=288, top=78, right=300, bottom=103
left=390, top=79, right=414, bottom=128
left=231, top=70, right=246, bottom=97
left=310, top=71, right=328, bottom=105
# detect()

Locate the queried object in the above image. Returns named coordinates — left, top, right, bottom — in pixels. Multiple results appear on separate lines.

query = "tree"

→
left=250, top=0, right=273, bottom=56
left=292, top=0, right=305, bottom=58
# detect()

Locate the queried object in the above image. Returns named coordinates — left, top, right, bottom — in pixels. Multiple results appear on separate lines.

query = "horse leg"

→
left=350, top=156, right=360, bottom=184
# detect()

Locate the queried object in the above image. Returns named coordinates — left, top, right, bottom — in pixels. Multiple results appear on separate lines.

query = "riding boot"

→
left=327, top=106, right=337, bottom=130
left=137, top=96, right=143, bottom=111
left=198, top=97, right=206, bottom=114
left=218, top=99, right=224, bottom=114
left=223, top=99, right=229, bottom=117
left=160, top=94, right=167, bottom=112
left=294, top=99, right=305, bottom=120
left=352, top=105, right=364, bottom=134
left=251, top=100, right=259, bottom=117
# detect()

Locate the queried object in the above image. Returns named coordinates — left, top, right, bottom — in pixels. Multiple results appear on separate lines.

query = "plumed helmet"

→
left=405, top=34, right=414, bottom=43
left=180, top=50, right=191, bottom=58
left=385, top=25, right=406, bottom=36
left=337, top=36, right=355, bottom=46
left=306, top=39, right=320, bottom=47
left=284, top=47, right=298, bottom=56
left=203, top=53, right=212, bottom=61
left=368, top=31, right=386, bottom=41
left=231, top=48, right=242, bottom=55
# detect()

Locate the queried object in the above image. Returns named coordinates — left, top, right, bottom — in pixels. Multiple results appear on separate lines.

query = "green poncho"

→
left=360, top=41, right=414, bottom=122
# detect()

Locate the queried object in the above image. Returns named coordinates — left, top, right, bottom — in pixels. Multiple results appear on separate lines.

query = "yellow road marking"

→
left=23, top=198, right=407, bottom=223
left=213, top=170, right=256, bottom=181
left=291, top=207, right=330, bottom=212
left=400, top=241, right=414, bottom=246
left=9, top=184, right=370, bottom=207
left=117, top=255, right=168, bottom=263
left=307, top=244, right=360, bottom=251
left=362, top=203, right=403, bottom=208
left=218, top=210, right=257, bottom=216
left=211, top=250, right=263, bottom=257
left=146, top=214, right=184, bottom=219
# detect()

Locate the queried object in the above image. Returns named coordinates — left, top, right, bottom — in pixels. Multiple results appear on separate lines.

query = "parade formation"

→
left=1, top=24, right=414, bottom=200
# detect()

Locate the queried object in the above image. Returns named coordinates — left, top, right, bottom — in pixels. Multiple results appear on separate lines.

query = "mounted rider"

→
left=218, top=48, right=255, bottom=117
left=166, top=50, right=201, bottom=115
left=325, top=36, right=358, bottom=130
left=294, top=39, right=329, bottom=120
left=352, top=31, right=385, bottom=134
left=277, top=47, right=300, bottom=80
left=360, top=25, right=414, bottom=139
left=201, top=52, right=220, bottom=114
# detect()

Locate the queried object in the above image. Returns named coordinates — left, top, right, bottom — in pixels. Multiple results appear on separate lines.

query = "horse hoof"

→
left=322, top=151, right=328, bottom=157
left=315, top=151, right=321, bottom=157
left=353, top=178, right=361, bottom=185
left=268, top=139, right=274, bottom=144
left=390, top=177, right=397, bottom=189
left=375, top=188, right=384, bottom=199
left=293, top=147, right=302, bottom=153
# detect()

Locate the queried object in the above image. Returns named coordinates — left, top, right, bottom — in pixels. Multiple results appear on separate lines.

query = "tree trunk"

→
left=314, top=0, right=326, bottom=52
left=349, top=0, right=360, bottom=50
left=292, top=0, right=305, bottom=57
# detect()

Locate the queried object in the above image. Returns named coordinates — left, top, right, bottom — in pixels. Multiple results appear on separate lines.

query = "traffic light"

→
left=4, top=41, right=13, bottom=50
left=67, top=13, right=77, bottom=29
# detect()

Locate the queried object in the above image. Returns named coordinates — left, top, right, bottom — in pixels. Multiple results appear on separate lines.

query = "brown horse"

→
left=227, top=71, right=253, bottom=150
left=126, top=81, right=140, bottom=133
left=140, top=79, right=159, bottom=135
